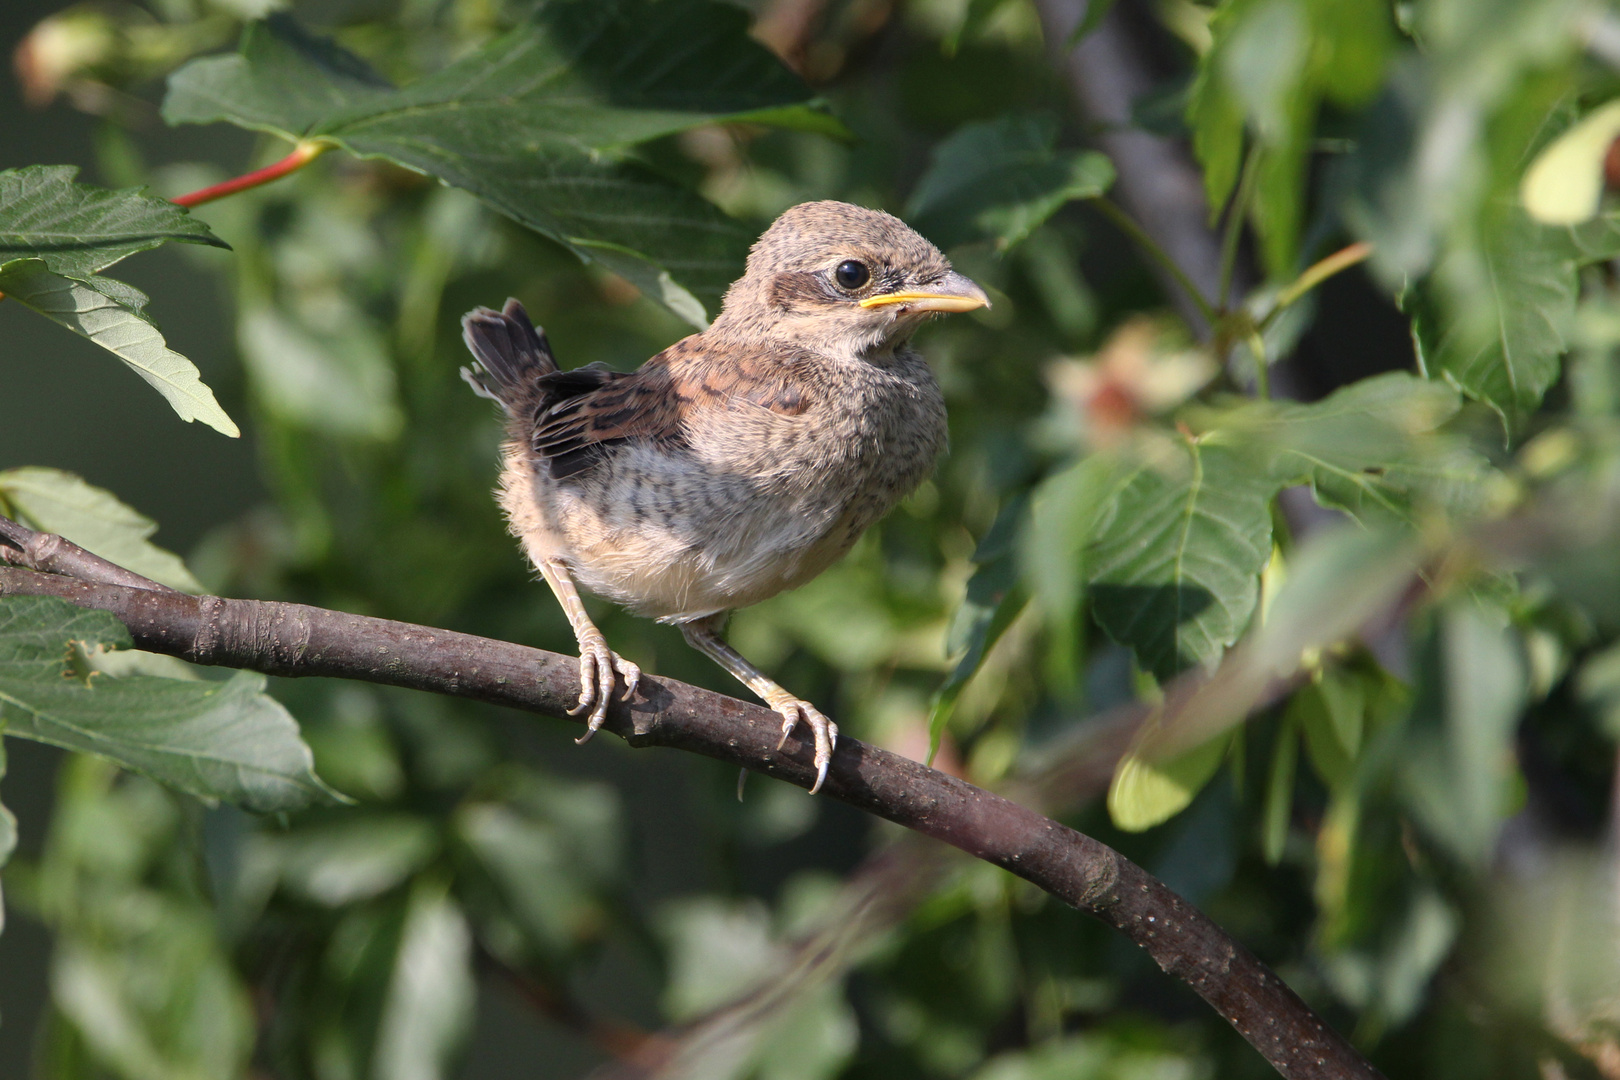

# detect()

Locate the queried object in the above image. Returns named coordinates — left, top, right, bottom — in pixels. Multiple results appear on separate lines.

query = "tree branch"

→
left=1031, top=0, right=1229, bottom=337
left=0, top=557, right=1382, bottom=1080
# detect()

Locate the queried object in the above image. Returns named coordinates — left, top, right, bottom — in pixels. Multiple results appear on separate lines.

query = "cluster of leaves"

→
left=10, top=0, right=1620, bottom=1078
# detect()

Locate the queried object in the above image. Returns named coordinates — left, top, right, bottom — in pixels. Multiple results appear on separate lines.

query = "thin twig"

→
left=171, top=141, right=331, bottom=209
left=0, top=557, right=1382, bottom=1080
left=1261, top=242, right=1375, bottom=332
left=1219, top=144, right=1263, bottom=311
left=1091, top=196, right=1218, bottom=327
left=0, top=516, right=177, bottom=593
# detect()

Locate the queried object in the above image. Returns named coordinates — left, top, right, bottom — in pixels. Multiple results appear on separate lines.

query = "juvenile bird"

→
left=461, top=201, right=988, bottom=792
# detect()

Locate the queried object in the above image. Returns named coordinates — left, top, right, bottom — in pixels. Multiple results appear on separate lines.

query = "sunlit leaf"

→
left=0, top=260, right=239, bottom=437
left=0, top=596, right=337, bottom=813
left=0, top=468, right=203, bottom=593
left=1107, top=732, right=1232, bottom=832
left=1521, top=99, right=1620, bottom=226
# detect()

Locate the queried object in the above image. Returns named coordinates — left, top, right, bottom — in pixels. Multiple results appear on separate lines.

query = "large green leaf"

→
left=0, top=468, right=203, bottom=593
left=1399, top=601, right=1528, bottom=867
left=0, top=596, right=336, bottom=813
left=1418, top=209, right=1575, bottom=425
left=453, top=767, right=623, bottom=962
left=0, top=168, right=238, bottom=435
left=1199, top=372, right=1491, bottom=523
left=0, top=165, right=226, bottom=281
left=27, top=755, right=256, bottom=1080
left=1187, top=0, right=1392, bottom=276
left=0, top=260, right=239, bottom=437
left=906, top=114, right=1115, bottom=251
left=1086, top=440, right=1277, bottom=682
left=163, top=6, right=839, bottom=323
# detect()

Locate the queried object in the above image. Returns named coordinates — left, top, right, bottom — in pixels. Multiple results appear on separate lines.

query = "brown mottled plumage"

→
left=462, top=201, right=988, bottom=791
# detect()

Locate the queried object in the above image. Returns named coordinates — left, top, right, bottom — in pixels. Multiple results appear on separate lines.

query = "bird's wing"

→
left=531, top=354, right=688, bottom=480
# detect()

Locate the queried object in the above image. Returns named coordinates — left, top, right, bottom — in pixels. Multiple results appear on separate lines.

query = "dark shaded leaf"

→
left=163, top=6, right=840, bottom=323
left=907, top=114, right=1114, bottom=251
left=0, top=165, right=226, bottom=281
left=928, top=496, right=1030, bottom=761
left=1086, top=441, right=1277, bottom=682
left=0, top=596, right=337, bottom=813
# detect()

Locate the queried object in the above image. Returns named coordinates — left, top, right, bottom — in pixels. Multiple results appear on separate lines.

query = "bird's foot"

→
left=567, top=632, right=641, bottom=743
left=764, top=692, right=839, bottom=794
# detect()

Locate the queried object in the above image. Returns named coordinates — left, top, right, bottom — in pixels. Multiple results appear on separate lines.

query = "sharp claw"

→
left=768, top=701, right=836, bottom=794
left=809, top=717, right=837, bottom=795
left=571, top=643, right=637, bottom=743
left=619, top=660, right=641, bottom=701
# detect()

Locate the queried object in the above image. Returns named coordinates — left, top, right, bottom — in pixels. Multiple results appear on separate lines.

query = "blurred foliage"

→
left=12, top=0, right=1620, bottom=1078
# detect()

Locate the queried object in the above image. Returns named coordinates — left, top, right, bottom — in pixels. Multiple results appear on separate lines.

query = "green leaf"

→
left=907, top=114, right=1115, bottom=251
left=1199, top=372, right=1491, bottom=524
left=236, top=302, right=403, bottom=440
left=1020, top=454, right=1126, bottom=687
left=243, top=814, right=439, bottom=907
left=53, top=933, right=254, bottom=1080
left=0, top=468, right=203, bottom=593
left=0, top=596, right=337, bottom=813
left=1399, top=601, right=1528, bottom=867
left=1064, top=0, right=1120, bottom=48
left=0, top=260, right=239, bottom=437
left=1261, top=712, right=1298, bottom=864
left=370, top=881, right=475, bottom=1080
left=1417, top=208, right=1575, bottom=425
left=0, top=165, right=227, bottom=281
left=928, top=497, right=1030, bottom=763
left=1187, top=0, right=1392, bottom=274
left=454, top=767, right=623, bottom=960
left=163, top=6, right=839, bottom=323
left=1086, top=441, right=1277, bottom=682
left=1107, top=733, right=1232, bottom=832
left=946, top=0, right=1022, bottom=55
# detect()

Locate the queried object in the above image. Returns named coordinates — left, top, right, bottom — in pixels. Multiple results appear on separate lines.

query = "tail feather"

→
left=460, top=298, right=558, bottom=417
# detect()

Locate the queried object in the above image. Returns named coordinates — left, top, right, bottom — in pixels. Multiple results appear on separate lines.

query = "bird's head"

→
left=710, top=201, right=989, bottom=358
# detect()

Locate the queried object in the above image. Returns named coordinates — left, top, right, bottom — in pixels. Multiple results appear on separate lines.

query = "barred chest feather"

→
left=535, top=347, right=947, bottom=622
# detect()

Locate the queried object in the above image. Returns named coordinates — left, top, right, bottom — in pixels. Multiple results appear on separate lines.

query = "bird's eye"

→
left=835, top=260, right=870, bottom=290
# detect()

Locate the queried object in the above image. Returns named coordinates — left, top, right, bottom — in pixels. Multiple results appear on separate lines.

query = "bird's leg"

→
left=680, top=615, right=839, bottom=794
left=537, top=557, right=640, bottom=742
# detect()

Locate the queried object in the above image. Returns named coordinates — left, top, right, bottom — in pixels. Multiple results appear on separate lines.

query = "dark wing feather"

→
left=531, top=355, right=688, bottom=480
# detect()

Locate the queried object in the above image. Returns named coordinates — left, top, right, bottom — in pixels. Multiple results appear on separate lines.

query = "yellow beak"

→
left=858, top=270, right=990, bottom=313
